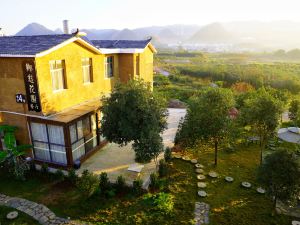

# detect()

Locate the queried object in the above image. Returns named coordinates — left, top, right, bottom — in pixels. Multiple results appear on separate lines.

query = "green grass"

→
left=0, top=206, right=39, bottom=225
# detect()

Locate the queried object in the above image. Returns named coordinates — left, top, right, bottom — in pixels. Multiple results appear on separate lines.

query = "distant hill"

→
left=189, top=23, right=234, bottom=43
left=111, top=28, right=139, bottom=40
left=15, top=23, right=55, bottom=36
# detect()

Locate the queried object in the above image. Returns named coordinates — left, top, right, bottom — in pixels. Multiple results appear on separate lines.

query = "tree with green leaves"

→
left=0, top=125, right=32, bottom=179
left=100, top=80, right=168, bottom=163
left=240, top=89, right=284, bottom=164
left=176, top=88, right=235, bottom=166
left=288, top=99, right=300, bottom=125
left=257, top=149, right=300, bottom=210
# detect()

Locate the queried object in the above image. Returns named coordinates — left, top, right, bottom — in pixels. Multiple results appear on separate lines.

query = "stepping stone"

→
left=195, top=169, right=204, bottom=174
left=208, top=171, right=218, bottom=178
left=182, top=156, right=191, bottom=161
left=174, top=155, right=182, bottom=159
left=197, top=175, right=206, bottom=180
left=225, top=176, right=234, bottom=182
left=292, top=221, right=300, bottom=225
left=256, top=187, right=266, bottom=194
left=7, top=211, right=18, bottom=220
left=191, top=159, right=198, bottom=164
left=197, top=182, right=207, bottom=188
left=198, top=191, right=207, bottom=197
left=241, top=182, right=251, bottom=188
left=195, top=163, right=204, bottom=168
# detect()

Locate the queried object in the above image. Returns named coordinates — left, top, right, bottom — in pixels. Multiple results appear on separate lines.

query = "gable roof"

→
left=0, top=34, right=156, bottom=57
left=91, top=38, right=157, bottom=53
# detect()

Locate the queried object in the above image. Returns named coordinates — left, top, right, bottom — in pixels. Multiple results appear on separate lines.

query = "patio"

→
left=77, top=108, right=186, bottom=187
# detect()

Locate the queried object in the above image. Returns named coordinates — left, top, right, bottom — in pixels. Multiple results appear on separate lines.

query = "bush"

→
left=76, top=170, right=99, bottom=198
left=164, top=147, right=172, bottom=162
left=132, top=178, right=143, bottom=195
left=99, top=172, right=110, bottom=191
left=41, top=163, right=49, bottom=174
left=54, top=169, right=65, bottom=182
left=149, top=173, right=159, bottom=190
left=67, top=168, right=78, bottom=184
left=158, top=159, right=168, bottom=177
left=143, top=192, right=174, bottom=214
left=105, top=189, right=116, bottom=198
left=115, top=175, right=126, bottom=192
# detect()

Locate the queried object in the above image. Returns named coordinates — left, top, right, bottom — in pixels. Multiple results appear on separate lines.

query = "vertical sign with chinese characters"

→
left=22, top=61, right=41, bottom=112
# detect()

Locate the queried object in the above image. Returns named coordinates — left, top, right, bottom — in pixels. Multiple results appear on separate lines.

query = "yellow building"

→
left=0, top=33, right=156, bottom=168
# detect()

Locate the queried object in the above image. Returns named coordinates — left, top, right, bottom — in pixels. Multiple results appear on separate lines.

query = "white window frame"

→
left=82, top=58, right=92, bottom=84
left=105, top=56, right=114, bottom=78
left=49, top=60, right=66, bottom=91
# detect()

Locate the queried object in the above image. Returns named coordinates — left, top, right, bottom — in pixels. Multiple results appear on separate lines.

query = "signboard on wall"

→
left=22, top=61, right=41, bottom=112
left=15, top=94, right=26, bottom=103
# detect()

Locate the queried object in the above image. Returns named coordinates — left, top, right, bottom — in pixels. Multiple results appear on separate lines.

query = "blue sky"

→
left=2, top=0, right=300, bottom=34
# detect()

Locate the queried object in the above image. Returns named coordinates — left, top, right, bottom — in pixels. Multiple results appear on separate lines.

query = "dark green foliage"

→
left=149, top=172, right=160, bottom=190
left=54, top=169, right=65, bottom=182
left=76, top=170, right=98, bottom=198
left=132, top=178, right=143, bottom=195
left=257, top=150, right=300, bottom=208
left=143, top=192, right=174, bottom=215
left=67, top=168, right=78, bottom=184
left=288, top=99, right=300, bottom=125
left=115, top=175, right=126, bottom=192
left=154, top=74, right=170, bottom=86
left=164, top=147, right=172, bottom=162
left=99, top=172, right=110, bottom=191
left=158, top=159, right=168, bottom=177
left=41, top=163, right=49, bottom=174
left=100, top=80, right=168, bottom=146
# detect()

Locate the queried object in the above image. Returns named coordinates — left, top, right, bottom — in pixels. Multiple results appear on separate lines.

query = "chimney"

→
left=63, top=20, right=69, bottom=34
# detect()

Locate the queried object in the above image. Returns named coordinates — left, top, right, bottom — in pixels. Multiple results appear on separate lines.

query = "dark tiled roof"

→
left=91, top=38, right=152, bottom=49
left=0, top=34, right=74, bottom=56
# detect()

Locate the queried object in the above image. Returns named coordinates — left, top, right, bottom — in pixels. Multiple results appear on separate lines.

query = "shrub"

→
left=76, top=170, right=98, bottom=198
left=158, top=159, right=168, bottom=177
left=54, top=169, right=65, bottom=182
left=149, top=173, right=159, bottom=190
left=143, top=192, right=174, bottom=214
left=105, top=189, right=116, bottom=198
left=116, top=175, right=126, bottom=192
left=99, top=172, right=110, bottom=191
left=67, top=168, right=78, bottom=184
left=41, top=163, right=49, bottom=174
left=164, top=147, right=172, bottom=162
left=132, top=178, right=143, bottom=195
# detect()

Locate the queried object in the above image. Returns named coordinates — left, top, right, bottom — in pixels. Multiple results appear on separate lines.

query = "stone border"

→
left=194, top=202, right=209, bottom=224
left=0, top=193, right=82, bottom=225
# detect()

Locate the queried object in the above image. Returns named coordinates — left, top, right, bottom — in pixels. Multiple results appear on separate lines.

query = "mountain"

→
left=53, top=28, right=63, bottom=34
left=189, top=23, right=235, bottom=44
left=111, top=29, right=139, bottom=40
left=15, top=23, right=55, bottom=36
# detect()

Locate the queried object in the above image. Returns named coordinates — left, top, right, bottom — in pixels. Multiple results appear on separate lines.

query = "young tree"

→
left=176, top=88, right=235, bottom=166
left=100, top=80, right=168, bottom=162
left=257, top=150, right=300, bottom=210
left=240, top=89, right=283, bottom=163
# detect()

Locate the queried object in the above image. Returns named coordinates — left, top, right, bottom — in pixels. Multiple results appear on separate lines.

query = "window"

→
left=105, top=56, right=114, bottom=78
left=82, top=58, right=93, bottom=83
left=50, top=60, right=66, bottom=91
left=30, top=122, right=67, bottom=165
left=136, top=55, right=140, bottom=75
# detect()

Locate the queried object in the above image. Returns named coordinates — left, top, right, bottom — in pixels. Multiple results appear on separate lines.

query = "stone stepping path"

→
left=194, top=202, right=209, bottom=225
left=208, top=171, right=218, bottom=178
left=0, top=193, right=83, bottom=225
left=256, top=187, right=266, bottom=194
left=191, top=159, right=198, bottom=164
left=241, top=182, right=251, bottom=188
left=197, top=182, right=207, bottom=188
left=225, top=176, right=234, bottom=182
left=196, top=169, right=204, bottom=174
left=195, top=164, right=204, bottom=169
left=197, top=175, right=206, bottom=180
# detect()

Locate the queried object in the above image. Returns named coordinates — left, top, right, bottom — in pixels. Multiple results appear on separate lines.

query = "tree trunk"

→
left=214, top=140, right=218, bottom=166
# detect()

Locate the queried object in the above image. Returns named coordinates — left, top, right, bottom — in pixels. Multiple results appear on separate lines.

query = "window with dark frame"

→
left=49, top=60, right=66, bottom=91
left=82, top=58, right=93, bottom=83
left=105, top=56, right=114, bottom=78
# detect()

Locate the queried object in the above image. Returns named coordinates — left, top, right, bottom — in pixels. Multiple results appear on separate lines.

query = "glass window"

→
left=105, top=56, right=114, bottom=78
left=136, top=55, right=140, bottom=75
left=50, top=60, right=66, bottom=91
left=82, top=58, right=93, bottom=83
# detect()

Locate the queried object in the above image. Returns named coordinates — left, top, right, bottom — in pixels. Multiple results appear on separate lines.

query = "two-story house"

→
left=0, top=32, right=156, bottom=168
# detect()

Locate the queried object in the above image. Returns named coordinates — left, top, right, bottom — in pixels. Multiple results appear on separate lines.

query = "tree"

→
left=176, top=88, right=235, bottom=166
left=288, top=99, right=300, bottom=125
left=100, top=80, right=168, bottom=162
left=257, top=150, right=300, bottom=210
left=240, top=89, right=284, bottom=163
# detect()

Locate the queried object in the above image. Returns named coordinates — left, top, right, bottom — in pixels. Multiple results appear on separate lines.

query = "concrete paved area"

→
left=78, top=108, right=186, bottom=187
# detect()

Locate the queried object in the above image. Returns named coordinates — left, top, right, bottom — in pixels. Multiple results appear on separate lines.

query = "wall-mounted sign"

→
left=16, top=94, right=26, bottom=103
left=22, top=61, right=41, bottom=112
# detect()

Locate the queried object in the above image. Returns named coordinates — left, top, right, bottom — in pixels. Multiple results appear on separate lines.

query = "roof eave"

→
left=0, top=54, right=35, bottom=58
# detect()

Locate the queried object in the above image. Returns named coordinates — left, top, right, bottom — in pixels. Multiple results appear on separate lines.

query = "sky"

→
left=2, top=0, right=300, bottom=34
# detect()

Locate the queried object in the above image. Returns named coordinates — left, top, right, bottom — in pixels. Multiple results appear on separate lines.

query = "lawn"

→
left=0, top=144, right=297, bottom=225
left=0, top=206, right=39, bottom=225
